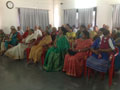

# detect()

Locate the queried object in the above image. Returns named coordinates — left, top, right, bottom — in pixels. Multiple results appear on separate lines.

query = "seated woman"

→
left=26, top=34, right=43, bottom=63
left=28, top=31, right=52, bottom=64
left=87, top=29, right=115, bottom=73
left=39, top=28, right=57, bottom=65
left=63, top=30, right=92, bottom=77
left=76, top=25, right=86, bottom=39
left=51, top=27, right=57, bottom=42
left=89, top=26, right=98, bottom=39
left=0, top=27, right=22, bottom=54
left=5, top=29, right=36, bottom=60
left=43, top=27, right=70, bottom=72
left=5, top=27, right=21, bottom=50
left=22, top=26, right=30, bottom=39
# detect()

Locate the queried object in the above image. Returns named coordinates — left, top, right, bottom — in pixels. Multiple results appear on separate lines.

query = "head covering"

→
left=61, top=27, right=68, bottom=35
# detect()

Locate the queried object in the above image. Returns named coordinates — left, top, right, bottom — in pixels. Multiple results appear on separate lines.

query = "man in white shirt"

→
left=34, top=26, right=42, bottom=39
left=17, top=26, right=24, bottom=35
left=72, top=25, right=78, bottom=33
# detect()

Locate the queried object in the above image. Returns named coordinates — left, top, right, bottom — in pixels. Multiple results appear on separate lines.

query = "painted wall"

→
left=1, top=0, right=120, bottom=33
left=0, top=0, right=54, bottom=33
left=56, top=0, right=120, bottom=29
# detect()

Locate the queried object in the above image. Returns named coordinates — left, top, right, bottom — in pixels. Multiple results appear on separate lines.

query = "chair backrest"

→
left=109, top=47, right=119, bottom=87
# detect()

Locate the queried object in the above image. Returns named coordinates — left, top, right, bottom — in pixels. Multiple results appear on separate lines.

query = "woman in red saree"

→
left=22, top=27, right=30, bottom=39
left=63, top=30, right=93, bottom=77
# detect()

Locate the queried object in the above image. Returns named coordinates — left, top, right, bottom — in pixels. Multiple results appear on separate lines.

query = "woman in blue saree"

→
left=5, top=28, right=20, bottom=50
left=43, top=27, right=70, bottom=72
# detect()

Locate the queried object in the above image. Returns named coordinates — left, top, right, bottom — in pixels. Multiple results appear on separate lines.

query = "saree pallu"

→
left=5, top=43, right=28, bottom=59
left=63, top=39, right=92, bottom=77
left=29, top=35, right=52, bottom=63
left=43, top=35, right=70, bottom=72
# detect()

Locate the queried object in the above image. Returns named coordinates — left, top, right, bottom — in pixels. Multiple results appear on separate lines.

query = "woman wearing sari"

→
left=0, top=27, right=22, bottom=55
left=5, top=28, right=21, bottom=50
left=22, top=27, right=30, bottom=39
left=63, top=30, right=92, bottom=77
left=51, top=27, right=57, bottom=42
left=29, top=31, right=52, bottom=63
left=5, top=29, right=36, bottom=60
left=76, top=25, right=86, bottom=39
left=43, top=27, right=70, bottom=72
left=26, top=35, right=43, bottom=63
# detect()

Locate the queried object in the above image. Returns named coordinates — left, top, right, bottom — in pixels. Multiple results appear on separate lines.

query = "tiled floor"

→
left=0, top=56, right=120, bottom=90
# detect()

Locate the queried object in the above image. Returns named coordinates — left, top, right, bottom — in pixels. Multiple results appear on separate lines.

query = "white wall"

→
left=0, top=0, right=2, bottom=29
left=1, top=0, right=120, bottom=33
left=55, top=0, right=120, bottom=29
left=0, top=0, right=54, bottom=33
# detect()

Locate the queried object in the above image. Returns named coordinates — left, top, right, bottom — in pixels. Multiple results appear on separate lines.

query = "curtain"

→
left=78, top=8, right=93, bottom=26
left=19, top=8, right=49, bottom=30
left=112, top=5, right=120, bottom=28
left=64, top=9, right=77, bottom=27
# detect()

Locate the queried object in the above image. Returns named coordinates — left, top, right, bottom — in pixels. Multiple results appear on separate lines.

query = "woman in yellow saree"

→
left=29, top=31, right=52, bottom=63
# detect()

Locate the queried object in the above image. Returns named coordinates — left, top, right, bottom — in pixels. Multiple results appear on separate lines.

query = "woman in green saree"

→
left=44, top=27, right=70, bottom=72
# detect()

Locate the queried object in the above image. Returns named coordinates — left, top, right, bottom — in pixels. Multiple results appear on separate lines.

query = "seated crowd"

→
left=0, top=24, right=120, bottom=78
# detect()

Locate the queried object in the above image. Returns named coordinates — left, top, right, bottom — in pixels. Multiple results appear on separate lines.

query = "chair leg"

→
left=26, top=48, right=31, bottom=63
left=88, top=68, right=92, bottom=79
left=109, top=67, right=114, bottom=87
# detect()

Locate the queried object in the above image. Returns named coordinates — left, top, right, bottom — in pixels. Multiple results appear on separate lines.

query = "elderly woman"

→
left=86, top=29, right=115, bottom=73
left=63, top=30, right=92, bottom=77
left=29, top=30, right=52, bottom=63
left=22, top=26, right=30, bottom=39
left=51, top=27, right=57, bottom=42
left=5, top=27, right=21, bottom=50
left=43, top=27, right=70, bottom=72
left=5, top=29, right=36, bottom=60
left=0, top=27, right=22, bottom=54
left=76, top=25, right=86, bottom=39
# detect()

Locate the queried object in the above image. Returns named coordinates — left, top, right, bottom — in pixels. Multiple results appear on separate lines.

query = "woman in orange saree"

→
left=63, top=30, right=93, bottom=77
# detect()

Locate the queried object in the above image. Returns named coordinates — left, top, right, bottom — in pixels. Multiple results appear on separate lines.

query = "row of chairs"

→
left=25, top=43, right=119, bottom=87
